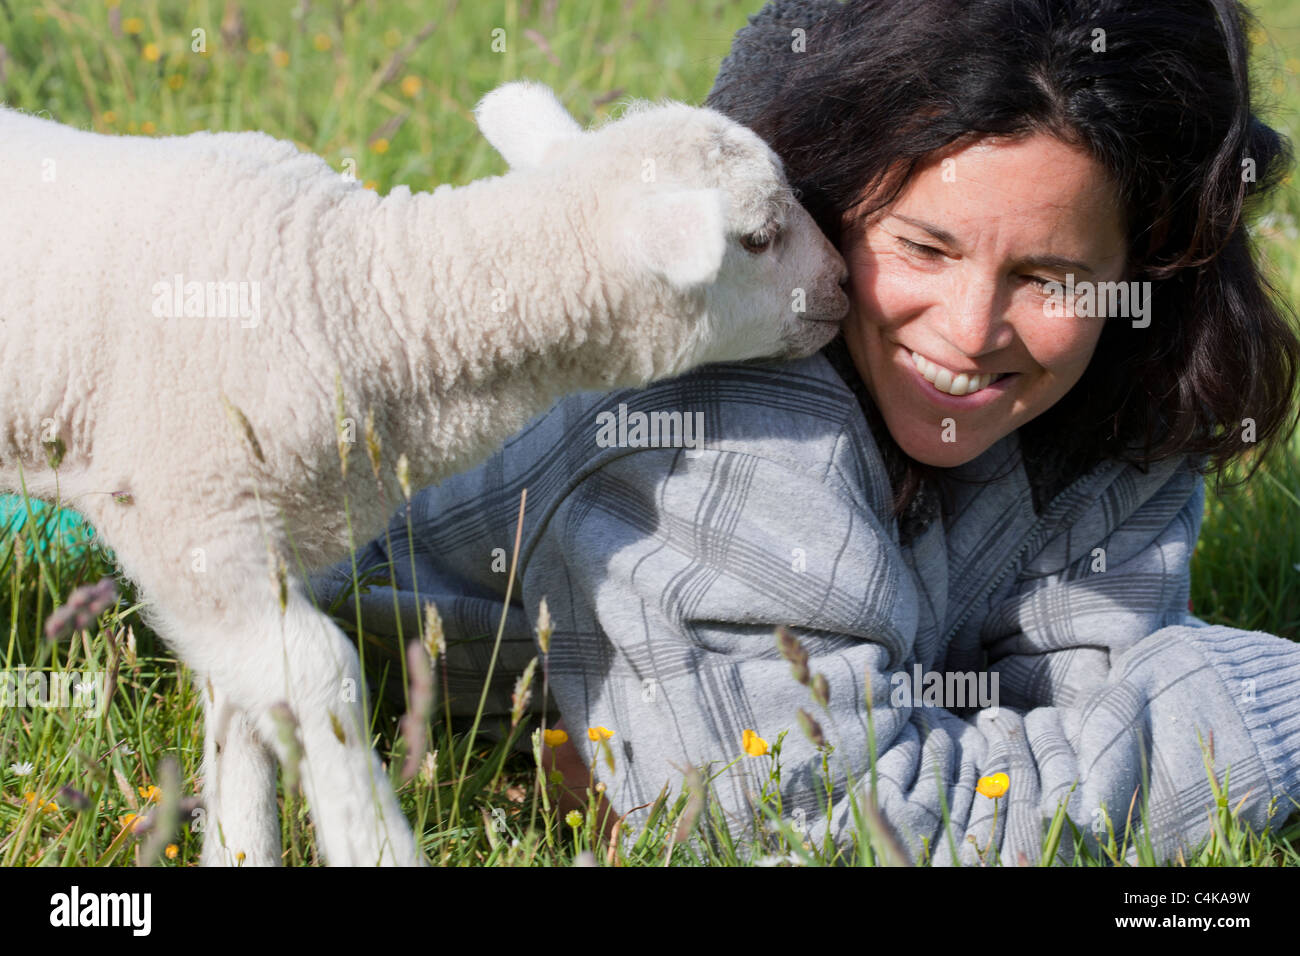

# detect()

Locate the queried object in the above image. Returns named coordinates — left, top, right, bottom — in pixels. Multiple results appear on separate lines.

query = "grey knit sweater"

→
left=313, top=344, right=1300, bottom=864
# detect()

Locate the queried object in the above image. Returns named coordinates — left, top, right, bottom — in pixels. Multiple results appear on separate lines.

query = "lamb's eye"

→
left=740, top=225, right=778, bottom=254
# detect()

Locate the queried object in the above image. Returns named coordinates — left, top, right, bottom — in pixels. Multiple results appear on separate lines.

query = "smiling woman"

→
left=318, top=0, right=1300, bottom=865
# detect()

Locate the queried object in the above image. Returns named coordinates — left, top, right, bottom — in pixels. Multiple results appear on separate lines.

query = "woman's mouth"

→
left=904, top=347, right=1018, bottom=407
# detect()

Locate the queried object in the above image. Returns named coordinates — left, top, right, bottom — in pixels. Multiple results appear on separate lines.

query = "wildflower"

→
left=421, top=601, right=446, bottom=660
left=742, top=729, right=769, bottom=757
left=102, top=110, right=118, bottom=125
left=119, top=813, right=140, bottom=833
left=10, top=761, right=34, bottom=777
left=272, top=49, right=290, bottom=68
left=776, top=626, right=810, bottom=686
left=313, top=33, right=332, bottom=52
left=564, top=809, right=582, bottom=828
left=976, top=773, right=1010, bottom=799
left=587, top=726, right=614, bottom=742
left=138, top=784, right=160, bottom=801
left=140, top=121, right=156, bottom=135
left=543, top=728, right=568, bottom=747
left=143, top=42, right=161, bottom=62
left=23, top=791, right=37, bottom=804
left=535, top=597, right=552, bottom=655
left=165, top=844, right=179, bottom=859
left=166, top=74, right=184, bottom=90
left=400, top=75, right=422, bottom=98
left=370, top=138, right=390, bottom=155
left=797, top=708, right=826, bottom=750
left=123, top=16, right=143, bottom=34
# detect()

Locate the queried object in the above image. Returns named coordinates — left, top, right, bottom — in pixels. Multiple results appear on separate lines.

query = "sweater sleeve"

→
left=526, top=443, right=1300, bottom=865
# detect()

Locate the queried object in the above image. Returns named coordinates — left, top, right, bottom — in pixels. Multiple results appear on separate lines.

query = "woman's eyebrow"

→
left=889, top=213, right=1098, bottom=277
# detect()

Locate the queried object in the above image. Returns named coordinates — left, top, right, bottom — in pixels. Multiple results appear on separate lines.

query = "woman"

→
left=316, top=0, right=1300, bottom=864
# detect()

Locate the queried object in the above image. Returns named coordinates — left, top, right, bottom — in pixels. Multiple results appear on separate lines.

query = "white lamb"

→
left=0, top=81, right=848, bottom=865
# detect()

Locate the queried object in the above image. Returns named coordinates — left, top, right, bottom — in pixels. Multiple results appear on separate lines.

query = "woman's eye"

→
left=898, top=236, right=942, bottom=258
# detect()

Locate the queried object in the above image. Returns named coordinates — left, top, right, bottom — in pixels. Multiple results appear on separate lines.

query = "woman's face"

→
left=841, top=133, right=1128, bottom=468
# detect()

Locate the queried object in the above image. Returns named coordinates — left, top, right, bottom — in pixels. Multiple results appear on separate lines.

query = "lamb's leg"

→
left=243, top=589, right=422, bottom=866
left=199, top=684, right=281, bottom=866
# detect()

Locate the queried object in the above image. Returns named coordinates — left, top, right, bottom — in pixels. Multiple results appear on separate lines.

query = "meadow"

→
left=0, top=0, right=1297, bottom=866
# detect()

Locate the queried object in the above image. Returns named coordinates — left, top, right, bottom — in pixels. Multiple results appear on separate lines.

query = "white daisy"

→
left=9, top=761, right=35, bottom=777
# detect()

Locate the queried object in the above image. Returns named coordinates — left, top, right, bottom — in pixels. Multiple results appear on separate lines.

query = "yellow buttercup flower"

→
left=742, top=728, right=769, bottom=757
left=976, top=773, right=1010, bottom=799
left=165, top=844, right=179, bottom=859
left=370, top=138, right=390, bottom=155
left=543, top=728, right=568, bottom=747
left=587, top=726, right=614, bottom=742
left=142, top=42, right=161, bottom=62
left=123, top=16, right=144, bottom=35
left=313, top=33, right=332, bottom=52
left=23, top=791, right=37, bottom=804
left=138, top=784, right=160, bottom=801
left=564, top=810, right=582, bottom=828
left=400, top=75, right=422, bottom=98
left=119, top=812, right=140, bottom=832
left=140, top=121, right=157, bottom=135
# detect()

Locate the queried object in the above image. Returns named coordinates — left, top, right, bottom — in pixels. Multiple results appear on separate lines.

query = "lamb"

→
left=0, top=81, right=848, bottom=865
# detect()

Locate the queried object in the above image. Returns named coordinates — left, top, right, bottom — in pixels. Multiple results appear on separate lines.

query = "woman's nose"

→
left=939, top=271, right=1010, bottom=356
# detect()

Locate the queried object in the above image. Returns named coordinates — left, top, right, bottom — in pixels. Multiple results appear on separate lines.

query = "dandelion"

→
left=400, top=75, right=422, bottom=98
left=564, top=809, right=582, bottom=828
left=543, top=728, right=568, bottom=748
left=138, top=784, right=160, bottom=801
left=587, top=726, right=614, bottom=742
left=742, top=729, right=769, bottom=757
left=272, top=49, right=290, bottom=68
left=313, top=33, right=332, bottom=52
left=165, top=844, right=179, bottom=859
left=976, top=773, right=1009, bottom=799
left=141, top=121, right=156, bottom=135
left=123, top=16, right=144, bottom=34
left=370, top=138, right=390, bottom=155
left=10, top=761, right=34, bottom=777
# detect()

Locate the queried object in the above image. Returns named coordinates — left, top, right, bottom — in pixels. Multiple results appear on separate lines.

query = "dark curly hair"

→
left=707, top=0, right=1300, bottom=519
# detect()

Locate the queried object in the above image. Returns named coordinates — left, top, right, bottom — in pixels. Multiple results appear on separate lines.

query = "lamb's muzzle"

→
left=0, top=81, right=847, bottom=865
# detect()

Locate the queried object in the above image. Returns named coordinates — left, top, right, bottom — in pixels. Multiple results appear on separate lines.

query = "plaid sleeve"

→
left=524, top=441, right=1300, bottom=865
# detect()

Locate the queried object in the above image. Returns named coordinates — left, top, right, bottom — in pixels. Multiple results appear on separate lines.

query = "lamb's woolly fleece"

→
left=0, top=83, right=847, bottom=865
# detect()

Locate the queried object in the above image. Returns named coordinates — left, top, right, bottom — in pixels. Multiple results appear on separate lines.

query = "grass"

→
left=1, top=0, right=1299, bottom=867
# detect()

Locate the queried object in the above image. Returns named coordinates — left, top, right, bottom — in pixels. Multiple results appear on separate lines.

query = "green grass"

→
left=1, top=0, right=1299, bottom=866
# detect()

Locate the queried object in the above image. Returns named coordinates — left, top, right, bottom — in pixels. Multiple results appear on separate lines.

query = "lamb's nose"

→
left=838, top=270, right=849, bottom=289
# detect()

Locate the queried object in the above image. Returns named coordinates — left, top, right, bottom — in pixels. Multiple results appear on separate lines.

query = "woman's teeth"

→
left=910, top=350, right=1005, bottom=396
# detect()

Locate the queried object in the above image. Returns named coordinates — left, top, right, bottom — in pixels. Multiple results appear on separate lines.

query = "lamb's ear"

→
left=474, top=81, right=582, bottom=170
left=621, top=187, right=728, bottom=289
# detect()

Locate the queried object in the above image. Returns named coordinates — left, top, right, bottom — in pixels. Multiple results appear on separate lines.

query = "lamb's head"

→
left=474, top=82, right=849, bottom=378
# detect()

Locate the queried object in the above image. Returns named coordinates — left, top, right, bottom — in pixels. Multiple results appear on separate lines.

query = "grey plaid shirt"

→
left=314, top=351, right=1300, bottom=864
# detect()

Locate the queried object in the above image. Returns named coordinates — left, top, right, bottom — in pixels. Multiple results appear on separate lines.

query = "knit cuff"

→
left=1180, top=625, right=1300, bottom=807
